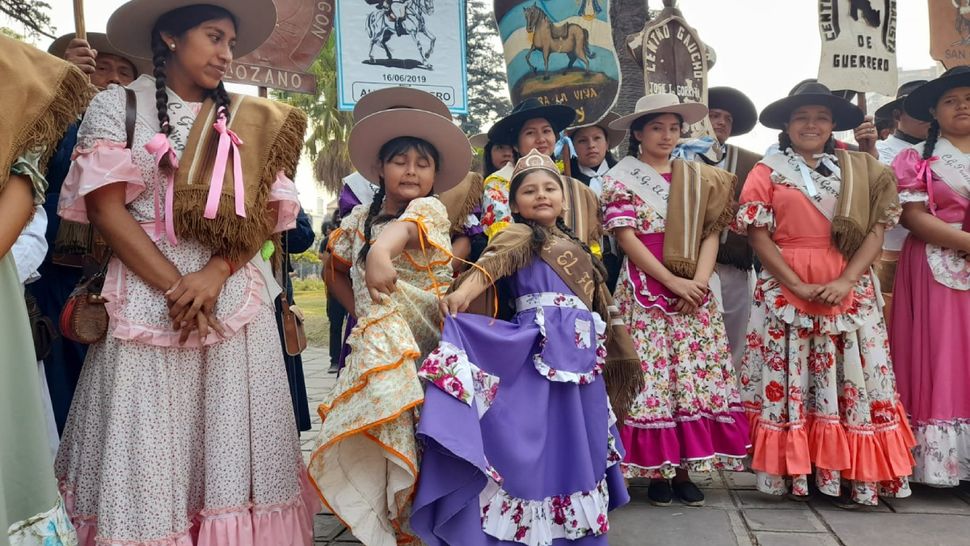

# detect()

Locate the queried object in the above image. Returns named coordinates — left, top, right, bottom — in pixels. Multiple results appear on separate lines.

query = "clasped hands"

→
left=164, top=258, right=231, bottom=345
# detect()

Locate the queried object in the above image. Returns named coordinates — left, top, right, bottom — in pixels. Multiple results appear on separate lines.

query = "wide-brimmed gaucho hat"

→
left=349, top=109, right=472, bottom=194
left=759, top=80, right=864, bottom=131
left=353, top=86, right=452, bottom=121
left=107, top=0, right=277, bottom=61
left=874, top=80, right=928, bottom=120
left=49, top=32, right=153, bottom=76
left=566, top=111, right=626, bottom=148
left=487, top=98, right=576, bottom=147
left=610, top=94, right=708, bottom=131
left=904, top=67, right=970, bottom=122
left=708, top=86, right=758, bottom=136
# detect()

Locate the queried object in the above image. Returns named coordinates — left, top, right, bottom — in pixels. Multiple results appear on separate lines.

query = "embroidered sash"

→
left=761, top=152, right=841, bottom=222
left=927, top=138, right=970, bottom=201
left=539, top=235, right=597, bottom=310
left=604, top=156, right=672, bottom=219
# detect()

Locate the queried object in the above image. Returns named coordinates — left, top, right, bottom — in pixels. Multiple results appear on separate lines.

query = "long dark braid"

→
left=150, top=36, right=172, bottom=136
left=356, top=184, right=388, bottom=265
left=209, top=80, right=232, bottom=122
left=923, top=120, right=941, bottom=160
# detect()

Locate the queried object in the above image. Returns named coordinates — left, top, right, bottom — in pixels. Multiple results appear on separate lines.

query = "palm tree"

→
left=275, top=35, right=354, bottom=195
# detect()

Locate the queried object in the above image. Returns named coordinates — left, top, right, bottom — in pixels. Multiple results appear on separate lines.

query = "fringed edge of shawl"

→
left=450, top=172, right=484, bottom=236
left=10, top=66, right=93, bottom=177
left=449, top=224, right=535, bottom=294
left=603, top=352, right=643, bottom=424
left=172, top=106, right=308, bottom=262
left=831, top=156, right=900, bottom=259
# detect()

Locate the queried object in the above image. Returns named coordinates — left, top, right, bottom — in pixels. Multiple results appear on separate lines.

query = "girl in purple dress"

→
left=411, top=150, right=638, bottom=546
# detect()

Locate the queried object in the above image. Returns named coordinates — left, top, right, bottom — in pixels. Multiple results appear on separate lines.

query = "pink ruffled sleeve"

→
left=733, top=164, right=775, bottom=234
left=268, top=170, right=300, bottom=233
left=891, top=148, right=931, bottom=205
left=600, top=174, right=637, bottom=231
left=58, top=87, right=145, bottom=223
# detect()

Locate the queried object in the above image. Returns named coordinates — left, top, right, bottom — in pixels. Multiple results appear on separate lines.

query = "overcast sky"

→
left=9, top=0, right=940, bottom=205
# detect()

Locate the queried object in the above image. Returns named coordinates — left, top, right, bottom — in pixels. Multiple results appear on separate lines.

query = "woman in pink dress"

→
left=736, top=81, right=914, bottom=507
left=891, top=67, right=970, bottom=487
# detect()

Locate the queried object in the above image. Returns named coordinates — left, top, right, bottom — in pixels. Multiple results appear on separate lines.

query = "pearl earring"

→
left=169, top=43, right=176, bottom=51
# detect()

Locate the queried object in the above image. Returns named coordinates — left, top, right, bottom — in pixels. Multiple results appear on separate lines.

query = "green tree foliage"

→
left=274, top=35, right=354, bottom=195
left=459, top=0, right=511, bottom=135
left=1, top=0, right=55, bottom=39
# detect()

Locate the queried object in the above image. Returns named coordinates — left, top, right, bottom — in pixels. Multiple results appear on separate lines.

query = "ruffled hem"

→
left=745, top=401, right=916, bottom=483
left=757, top=273, right=881, bottom=334
left=603, top=214, right=638, bottom=232
left=102, top=260, right=269, bottom=347
left=619, top=409, right=750, bottom=478
left=61, top=471, right=319, bottom=546
left=732, top=201, right=774, bottom=234
left=268, top=171, right=300, bottom=233
left=58, top=140, right=146, bottom=223
left=7, top=494, right=77, bottom=546
left=909, top=419, right=970, bottom=486
left=480, top=478, right=610, bottom=546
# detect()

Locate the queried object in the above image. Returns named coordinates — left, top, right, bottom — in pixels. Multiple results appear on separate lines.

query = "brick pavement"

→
left=299, top=347, right=970, bottom=546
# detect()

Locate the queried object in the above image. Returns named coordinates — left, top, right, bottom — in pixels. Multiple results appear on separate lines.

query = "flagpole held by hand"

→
left=73, top=0, right=86, bottom=40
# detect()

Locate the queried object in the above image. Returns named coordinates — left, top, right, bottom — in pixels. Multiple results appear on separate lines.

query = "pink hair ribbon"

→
left=205, top=109, right=246, bottom=220
left=144, top=132, right=180, bottom=245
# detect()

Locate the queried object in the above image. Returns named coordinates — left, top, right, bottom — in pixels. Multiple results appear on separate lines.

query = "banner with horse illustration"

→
left=494, top=0, right=621, bottom=126
left=335, top=0, right=468, bottom=113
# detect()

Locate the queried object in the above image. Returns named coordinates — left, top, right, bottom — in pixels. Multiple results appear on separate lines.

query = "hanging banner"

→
left=817, top=0, right=897, bottom=95
left=224, top=0, right=334, bottom=93
left=493, top=0, right=621, bottom=125
left=632, top=3, right=712, bottom=138
left=335, top=0, right=468, bottom=114
left=929, top=0, right=970, bottom=68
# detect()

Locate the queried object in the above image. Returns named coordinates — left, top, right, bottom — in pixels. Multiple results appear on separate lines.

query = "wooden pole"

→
left=73, top=0, right=86, bottom=40
left=560, top=146, right=572, bottom=177
left=857, top=92, right=868, bottom=116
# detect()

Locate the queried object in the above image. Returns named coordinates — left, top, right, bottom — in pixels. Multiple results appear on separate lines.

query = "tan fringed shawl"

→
left=453, top=223, right=643, bottom=418
left=437, top=171, right=484, bottom=236
left=830, top=149, right=900, bottom=258
left=664, top=159, right=737, bottom=278
left=0, top=35, right=93, bottom=188
left=710, top=145, right=762, bottom=270
left=173, top=94, right=307, bottom=261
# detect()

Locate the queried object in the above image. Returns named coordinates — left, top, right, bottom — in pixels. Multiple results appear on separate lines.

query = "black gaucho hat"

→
left=487, top=98, right=576, bottom=146
left=874, top=80, right=929, bottom=120
left=760, top=80, right=864, bottom=131
left=904, top=67, right=970, bottom=122
left=708, top=86, right=758, bottom=136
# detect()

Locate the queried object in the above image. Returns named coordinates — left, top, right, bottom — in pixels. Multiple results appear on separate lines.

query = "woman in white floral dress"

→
left=54, top=1, right=319, bottom=544
left=601, top=94, right=749, bottom=507
left=736, top=81, right=915, bottom=507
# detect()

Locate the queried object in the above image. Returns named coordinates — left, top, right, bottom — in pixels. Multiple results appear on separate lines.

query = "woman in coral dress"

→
left=736, top=81, right=914, bottom=507
left=890, top=67, right=970, bottom=486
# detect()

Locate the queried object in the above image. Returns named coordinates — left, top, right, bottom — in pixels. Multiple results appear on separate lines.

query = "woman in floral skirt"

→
left=736, top=80, right=915, bottom=507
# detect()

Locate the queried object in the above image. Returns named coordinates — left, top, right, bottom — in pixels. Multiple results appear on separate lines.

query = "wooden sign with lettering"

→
left=930, top=0, right=970, bottom=68
left=223, top=0, right=335, bottom=93
left=493, top=0, right=622, bottom=125
left=633, top=2, right=713, bottom=138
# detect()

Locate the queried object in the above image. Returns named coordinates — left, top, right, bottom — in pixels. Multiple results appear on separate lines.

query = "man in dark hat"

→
left=696, top=86, right=763, bottom=370
left=482, top=98, right=602, bottom=254
left=27, top=32, right=148, bottom=435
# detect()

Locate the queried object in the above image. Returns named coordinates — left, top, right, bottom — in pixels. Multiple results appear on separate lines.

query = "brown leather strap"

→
left=124, top=88, right=136, bottom=149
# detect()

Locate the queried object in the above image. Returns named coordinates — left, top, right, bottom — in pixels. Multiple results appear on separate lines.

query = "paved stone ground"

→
left=299, top=347, right=970, bottom=545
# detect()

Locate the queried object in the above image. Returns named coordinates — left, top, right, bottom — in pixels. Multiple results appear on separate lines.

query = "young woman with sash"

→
left=0, top=33, right=89, bottom=546
left=411, top=150, right=639, bottom=546
left=601, top=94, right=749, bottom=507
left=890, top=67, right=970, bottom=487
left=308, top=95, right=472, bottom=546
left=481, top=99, right=602, bottom=255
left=736, top=81, right=914, bottom=507
left=54, top=1, right=320, bottom=543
